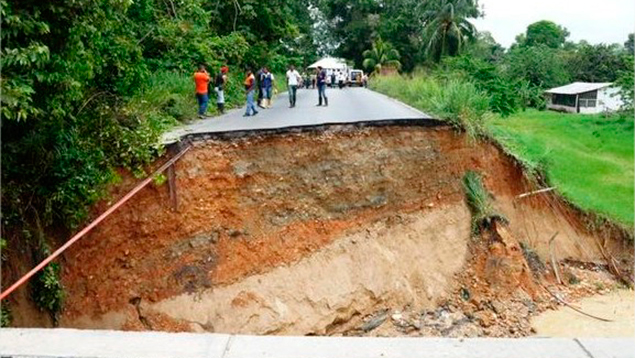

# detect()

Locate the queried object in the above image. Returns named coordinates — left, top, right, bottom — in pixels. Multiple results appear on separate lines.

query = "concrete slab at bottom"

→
left=0, top=328, right=633, bottom=358
left=576, top=338, right=635, bottom=358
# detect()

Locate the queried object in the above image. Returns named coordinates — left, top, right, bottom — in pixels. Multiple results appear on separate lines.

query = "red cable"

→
left=0, top=145, right=191, bottom=301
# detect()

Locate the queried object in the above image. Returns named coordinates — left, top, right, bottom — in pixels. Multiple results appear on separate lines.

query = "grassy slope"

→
left=488, top=110, right=634, bottom=226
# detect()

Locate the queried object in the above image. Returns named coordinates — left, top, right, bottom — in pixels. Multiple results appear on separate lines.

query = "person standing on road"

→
left=255, top=67, right=265, bottom=108
left=260, top=67, right=274, bottom=108
left=330, top=71, right=336, bottom=88
left=362, top=73, right=368, bottom=88
left=214, top=66, right=229, bottom=114
left=286, top=65, right=301, bottom=108
left=305, top=73, right=311, bottom=89
left=316, top=66, right=328, bottom=107
left=193, top=65, right=210, bottom=118
left=243, top=69, right=258, bottom=117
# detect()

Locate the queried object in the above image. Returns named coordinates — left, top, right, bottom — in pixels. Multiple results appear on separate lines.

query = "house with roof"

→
left=544, top=82, right=623, bottom=114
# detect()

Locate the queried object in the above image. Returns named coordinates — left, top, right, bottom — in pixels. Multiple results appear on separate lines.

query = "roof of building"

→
left=545, top=82, right=613, bottom=95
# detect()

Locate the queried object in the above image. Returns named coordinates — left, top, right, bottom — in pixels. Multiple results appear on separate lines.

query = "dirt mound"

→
left=7, top=124, right=632, bottom=335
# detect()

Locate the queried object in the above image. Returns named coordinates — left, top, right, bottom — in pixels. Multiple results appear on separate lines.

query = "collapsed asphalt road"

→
left=162, top=87, right=431, bottom=144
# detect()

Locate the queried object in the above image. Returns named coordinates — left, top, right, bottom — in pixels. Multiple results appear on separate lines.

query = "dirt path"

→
left=531, top=289, right=635, bottom=337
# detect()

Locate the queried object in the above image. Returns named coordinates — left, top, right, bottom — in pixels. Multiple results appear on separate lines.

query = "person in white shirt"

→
left=285, top=64, right=301, bottom=108
left=338, top=71, right=345, bottom=89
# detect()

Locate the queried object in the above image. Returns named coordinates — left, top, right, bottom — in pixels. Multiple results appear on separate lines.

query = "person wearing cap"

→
left=214, top=66, right=229, bottom=114
left=193, top=64, right=210, bottom=118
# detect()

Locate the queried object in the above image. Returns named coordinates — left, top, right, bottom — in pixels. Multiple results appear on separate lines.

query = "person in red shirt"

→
left=193, top=64, right=210, bottom=118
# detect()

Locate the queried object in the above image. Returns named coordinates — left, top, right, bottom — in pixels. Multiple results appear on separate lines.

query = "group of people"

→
left=287, top=65, right=332, bottom=108
left=193, top=64, right=229, bottom=118
left=194, top=64, right=352, bottom=118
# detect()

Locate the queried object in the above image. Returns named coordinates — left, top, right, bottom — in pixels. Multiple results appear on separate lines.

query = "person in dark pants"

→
left=316, top=66, right=328, bottom=107
left=255, top=67, right=264, bottom=108
left=330, top=72, right=336, bottom=88
left=193, top=64, right=210, bottom=118
left=260, top=67, right=274, bottom=108
left=286, top=64, right=301, bottom=108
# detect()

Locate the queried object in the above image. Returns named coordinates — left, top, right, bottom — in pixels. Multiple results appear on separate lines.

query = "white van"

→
left=348, top=70, right=364, bottom=87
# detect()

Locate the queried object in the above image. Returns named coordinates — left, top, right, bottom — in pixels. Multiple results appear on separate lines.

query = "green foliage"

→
left=441, top=55, right=519, bottom=116
left=516, top=20, right=570, bottom=49
left=1, top=0, right=315, bottom=243
left=625, top=33, right=634, bottom=54
left=463, top=31, right=505, bottom=63
left=462, top=171, right=505, bottom=234
left=614, top=55, right=634, bottom=112
left=1, top=304, right=11, bottom=327
left=489, top=110, right=634, bottom=227
left=362, top=37, right=402, bottom=74
left=504, top=45, right=570, bottom=89
left=32, top=262, right=64, bottom=317
left=370, top=73, right=490, bottom=137
left=566, top=43, right=632, bottom=82
left=0, top=238, right=6, bottom=261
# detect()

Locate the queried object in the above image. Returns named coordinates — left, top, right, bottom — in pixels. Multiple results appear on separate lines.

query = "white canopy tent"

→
left=307, top=57, right=347, bottom=70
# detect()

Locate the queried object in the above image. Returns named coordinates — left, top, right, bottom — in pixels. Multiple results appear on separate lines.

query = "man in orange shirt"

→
left=243, top=69, right=258, bottom=117
left=193, top=64, right=210, bottom=118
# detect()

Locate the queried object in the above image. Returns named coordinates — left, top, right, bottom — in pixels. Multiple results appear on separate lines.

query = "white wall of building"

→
left=597, top=87, right=623, bottom=112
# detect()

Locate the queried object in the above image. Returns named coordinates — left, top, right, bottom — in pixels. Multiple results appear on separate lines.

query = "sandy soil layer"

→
left=532, top=290, right=634, bottom=337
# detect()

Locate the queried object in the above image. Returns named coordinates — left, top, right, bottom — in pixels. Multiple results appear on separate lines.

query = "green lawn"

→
left=488, top=110, right=634, bottom=227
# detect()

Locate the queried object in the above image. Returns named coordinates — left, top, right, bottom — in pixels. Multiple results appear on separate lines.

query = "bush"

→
left=31, top=263, right=64, bottom=318
left=0, top=304, right=10, bottom=327
left=370, top=74, right=490, bottom=137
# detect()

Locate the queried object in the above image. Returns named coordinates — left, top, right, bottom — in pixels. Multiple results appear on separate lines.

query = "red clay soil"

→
left=9, top=125, right=630, bottom=327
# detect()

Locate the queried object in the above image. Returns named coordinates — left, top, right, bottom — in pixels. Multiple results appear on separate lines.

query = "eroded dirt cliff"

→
left=10, top=124, right=631, bottom=335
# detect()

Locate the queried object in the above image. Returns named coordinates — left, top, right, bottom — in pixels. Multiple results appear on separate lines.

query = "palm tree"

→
left=362, top=37, right=402, bottom=75
left=422, top=0, right=479, bottom=62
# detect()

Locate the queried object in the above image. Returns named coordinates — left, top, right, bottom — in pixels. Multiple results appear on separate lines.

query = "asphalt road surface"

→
left=162, top=86, right=431, bottom=144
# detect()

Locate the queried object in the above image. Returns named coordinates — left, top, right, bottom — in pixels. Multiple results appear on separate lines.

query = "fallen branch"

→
left=516, top=187, right=556, bottom=199
left=541, top=285, right=613, bottom=322
left=548, top=232, right=562, bottom=285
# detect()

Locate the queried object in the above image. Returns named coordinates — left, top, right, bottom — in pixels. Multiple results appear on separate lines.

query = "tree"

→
left=319, top=0, right=383, bottom=68
left=625, top=33, right=634, bottom=54
left=504, top=45, right=570, bottom=89
left=464, top=31, right=505, bottom=63
left=518, top=20, right=569, bottom=48
left=421, top=0, right=480, bottom=62
left=614, top=55, right=634, bottom=112
left=362, top=37, right=402, bottom=74
left=319, top=0, right=427, bottom=71
left=566, top=43, right=631, bottom=82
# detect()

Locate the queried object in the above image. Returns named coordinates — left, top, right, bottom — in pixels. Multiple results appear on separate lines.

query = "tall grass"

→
left=463, top=171, right=506, bottom=234
left=370, top=74, right=490, bottom=137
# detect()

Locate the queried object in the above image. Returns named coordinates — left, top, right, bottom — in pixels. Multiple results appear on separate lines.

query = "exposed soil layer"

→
left=8, top=125, right=632, bottom=335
